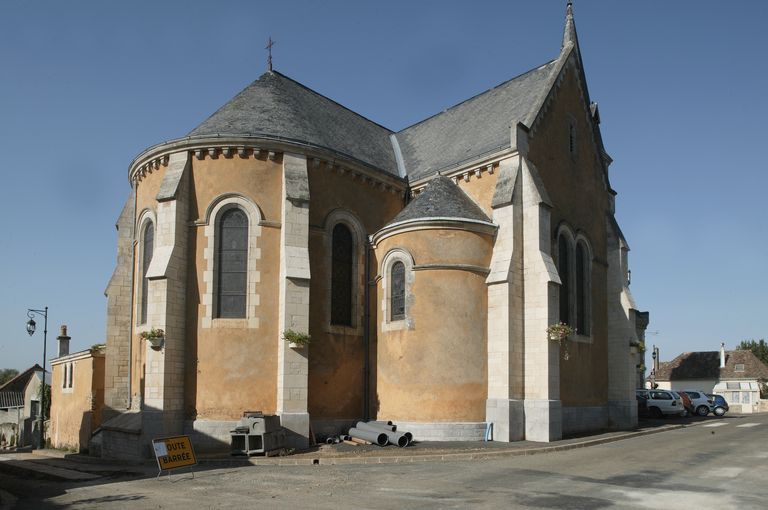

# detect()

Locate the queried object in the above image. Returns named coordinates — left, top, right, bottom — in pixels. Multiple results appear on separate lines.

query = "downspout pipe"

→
left=363, top=242, right=372, bottom=421
left=127, top=184, right=137, bottom=411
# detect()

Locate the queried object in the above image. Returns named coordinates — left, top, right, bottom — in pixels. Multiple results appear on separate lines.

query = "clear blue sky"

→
left=1, top=1, right=766, bottom=371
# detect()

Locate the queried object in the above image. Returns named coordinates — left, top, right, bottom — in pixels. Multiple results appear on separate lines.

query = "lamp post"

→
left=650, top=344, right=657, bottom=390
left=26, top=307, right=48, bottom=449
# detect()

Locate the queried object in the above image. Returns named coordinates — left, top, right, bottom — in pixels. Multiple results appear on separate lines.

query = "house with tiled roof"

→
left=0, top=364, right=45, bottom=447
left=98, top=3, right=648, bottom=460
left=655, top=344, right=768, bottom=414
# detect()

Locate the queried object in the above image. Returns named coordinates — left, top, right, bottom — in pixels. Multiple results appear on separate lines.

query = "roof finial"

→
left=266, top=36, right=275, bottom=72
left=562, top=0, right=578, bottom=50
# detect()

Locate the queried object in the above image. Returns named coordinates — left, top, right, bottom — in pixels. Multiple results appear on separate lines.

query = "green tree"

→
left=0, top=368, right=19, bottom=385
left=738, top=339, right=768, bottom=398
left=738, top=339, right=768, bottom=365
left=37, top=382, right=51, bottom=419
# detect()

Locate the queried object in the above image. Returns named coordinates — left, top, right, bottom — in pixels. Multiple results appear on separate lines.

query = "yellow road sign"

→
left=152, top=435, right=197, bottom=471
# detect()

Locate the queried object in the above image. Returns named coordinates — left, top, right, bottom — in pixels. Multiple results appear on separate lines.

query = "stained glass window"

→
left=576, top=242, right=588, bottom=335
left=140, top=222, right=154, bottom=325
left=558, top=235, right=570, bottom=325
left=217, top=208, right=248, bottom=318
left=391, top=261, right=405, bottom=321
left=331, top=224, right=353, bottom=325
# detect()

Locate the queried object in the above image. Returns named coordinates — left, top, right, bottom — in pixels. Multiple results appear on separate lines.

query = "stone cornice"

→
left=408, top=150, right=513, bottom=192
left=50, top=348, right=104, bottom=365
left=371, top=217, right=497, bottom=247
left=412, top=263, right=490, bottom=276
left=128, top=135, right=407, bottom=192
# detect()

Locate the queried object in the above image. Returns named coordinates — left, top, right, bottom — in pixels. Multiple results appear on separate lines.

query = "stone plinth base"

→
left=607, top=400, right=637, bottom=430
left=280, top=412, right=310, bottom=449
left=486, top=398, right=525, bottom=441
left=524, top=399, right=562, bottom=442
left=391, top=421, right=488, bottom=442
left=562, top=406, right=608, bottom=436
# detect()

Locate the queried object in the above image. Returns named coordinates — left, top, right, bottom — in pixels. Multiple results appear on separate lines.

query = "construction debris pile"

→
left=326, top=421, right=413, bottom=448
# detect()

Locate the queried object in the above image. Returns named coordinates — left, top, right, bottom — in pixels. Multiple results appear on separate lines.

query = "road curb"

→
left=197, top=423, right=699, bottom=467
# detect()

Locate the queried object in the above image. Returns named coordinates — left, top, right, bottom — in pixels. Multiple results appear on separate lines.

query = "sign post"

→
left=152, top=435, right=197, bottom=480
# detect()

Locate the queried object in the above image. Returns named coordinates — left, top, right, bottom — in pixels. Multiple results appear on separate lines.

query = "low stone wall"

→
left=100, top=429, right=143, bottom=461
left=393, top=421, right=487, bottom=442
left=184, top=420, right=237, bottom=453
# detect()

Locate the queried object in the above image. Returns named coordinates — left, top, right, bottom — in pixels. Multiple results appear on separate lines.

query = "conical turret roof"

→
left=387, top=175, right=492, bottom=226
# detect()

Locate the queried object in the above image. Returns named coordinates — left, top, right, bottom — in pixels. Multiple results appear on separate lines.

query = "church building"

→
left=100, top=3, right=647, bottom=458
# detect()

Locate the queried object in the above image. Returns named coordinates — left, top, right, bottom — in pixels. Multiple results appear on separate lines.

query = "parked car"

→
left=683, top=390, right=712, bottom=416
left=639, top=389, right=686, bottom=418
left=707, top=394, right=730, bottom=417
left=675, top=391, right=693, bottom=415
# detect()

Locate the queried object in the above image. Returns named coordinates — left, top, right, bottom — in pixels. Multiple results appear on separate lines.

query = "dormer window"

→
left=735, top=363, right=745, bottom=372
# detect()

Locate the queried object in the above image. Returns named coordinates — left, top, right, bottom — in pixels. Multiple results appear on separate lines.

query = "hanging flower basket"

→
left=546, top=323, right=575, bottom=360
left=140, top=328, right=165, bottom=350
left=282, top=329, right=310, bottom=349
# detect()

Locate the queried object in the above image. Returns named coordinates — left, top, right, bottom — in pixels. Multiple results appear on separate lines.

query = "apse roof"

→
left=387, top=175, right=492, bottom=226
left=188, top=71, right=398, bottom=175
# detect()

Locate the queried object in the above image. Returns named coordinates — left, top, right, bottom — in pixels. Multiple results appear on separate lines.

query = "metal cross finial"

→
left=266, top=36, right=275, bottom=72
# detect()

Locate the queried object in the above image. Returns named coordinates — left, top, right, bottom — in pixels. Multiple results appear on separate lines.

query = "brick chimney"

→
left=720, top=342, right=726, bottom=369
left=57, top=325, right=71, bottom=357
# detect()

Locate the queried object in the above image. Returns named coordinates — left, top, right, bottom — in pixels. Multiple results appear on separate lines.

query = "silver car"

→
left=643, top=389, right=686, bottom=418
left=682, top=390, right=712, bottom=416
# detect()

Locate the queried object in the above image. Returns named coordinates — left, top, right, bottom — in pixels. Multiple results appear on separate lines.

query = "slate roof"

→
left=184, top=60, right=562, bottom=182
left=173, top=4, right=582, bottom=184
left=0, top=364, right=43, bottom=394
left=188, top=71, right=398, bottom=175
left=0, top=392, right=24, bottom=409
left=394, top=60, right=560, bottom=180
left=387, top=175, right=492, bottom=225
left=656, top=350, right=768, bottom=381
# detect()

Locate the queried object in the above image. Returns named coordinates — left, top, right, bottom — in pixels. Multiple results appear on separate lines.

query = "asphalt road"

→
left=2, top=413, right=767, bottom=509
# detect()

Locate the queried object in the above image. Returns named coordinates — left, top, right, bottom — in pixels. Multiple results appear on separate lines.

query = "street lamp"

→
left=26, top=307, right=48, bottom=449
left=650, top=344, right=658, bottom=389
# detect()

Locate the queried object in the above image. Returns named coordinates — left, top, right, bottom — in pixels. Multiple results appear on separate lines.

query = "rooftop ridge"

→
left=395, top=59, right=559, bottom=135
left=268, top=70, right=395, bottom=134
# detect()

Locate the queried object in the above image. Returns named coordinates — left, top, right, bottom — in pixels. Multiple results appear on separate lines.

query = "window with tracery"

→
left=331, top=224, right=353, bottom=325
left=391, top=261, right=405, bottom=321
left=558, top=235, right=571, bottom=325
left=575, top=242, right=589, bottom=335
left=216, top=208, right=248, bottom=318
left=140, top=222, right=154, bottom=325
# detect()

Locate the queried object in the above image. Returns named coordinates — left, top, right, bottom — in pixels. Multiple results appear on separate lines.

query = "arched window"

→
left=331, top=224, right=353, bottom=325
left=216, top=208, right=248, bottom=318
left=557, top=235, right=571, bottom=325
left=140, top=222, right=154, bottom=325
left=575, top=241, right=590, bottom=336
left=391, top=261, right=405, bottom=321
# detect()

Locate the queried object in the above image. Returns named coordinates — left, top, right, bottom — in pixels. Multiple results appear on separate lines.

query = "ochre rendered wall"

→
left=50, top=352, right=105, bottom=452
left=375, top=228, right=492, bottom=422
left=528, top=69, right=610, bottom=407
left=306, top=164, right=404, bottom=420
left=186, top=154, right=283, bottom=420
left=453, top=166, right=499, bottom=217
